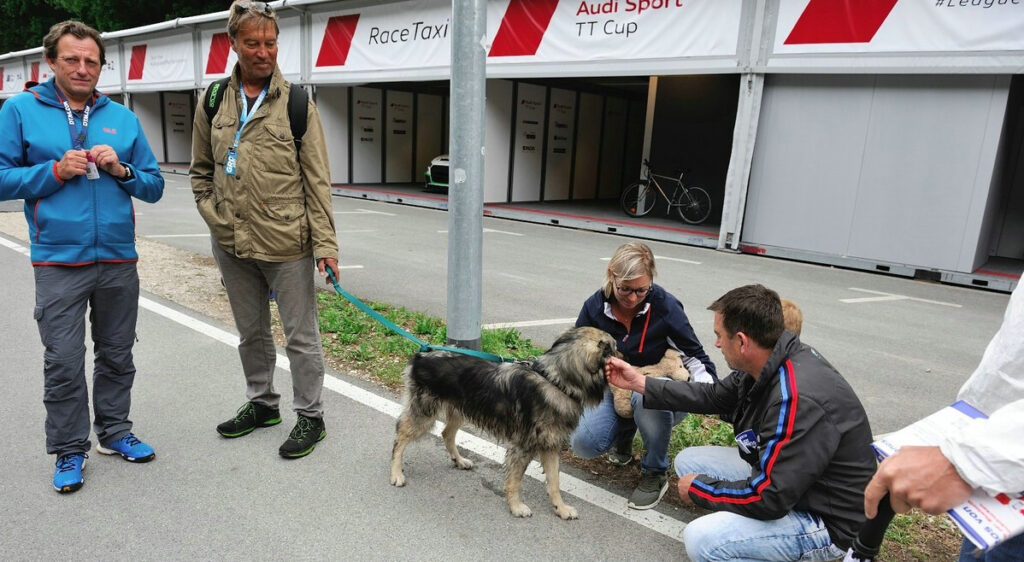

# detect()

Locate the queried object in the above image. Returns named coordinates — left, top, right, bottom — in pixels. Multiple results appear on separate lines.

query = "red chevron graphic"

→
left=206, top=33, right=232, bottom=74
left=489, top=0, right=559, bottom=57
left=128, top=45, right=147, bottom=80
left=0, top=68, right=4, bottom=89
left=316, top=14, right=360, bottom=67
left=31, top=62, right=39, bottom=82
left=785, top=0, right=898, bottom=45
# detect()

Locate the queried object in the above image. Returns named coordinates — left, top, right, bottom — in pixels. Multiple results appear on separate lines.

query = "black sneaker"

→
left=278, top=415, right=326, bottom=459
left=217, top=401, right=282, bottom=438
left=628, top=471, right=669, bottom=510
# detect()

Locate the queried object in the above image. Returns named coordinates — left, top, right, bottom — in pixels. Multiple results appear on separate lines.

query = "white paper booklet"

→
left=872, top=401, right=1024, bottom=551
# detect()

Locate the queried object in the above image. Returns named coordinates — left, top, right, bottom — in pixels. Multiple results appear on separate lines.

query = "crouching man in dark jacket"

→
left=605, top=284, right=876, bottom=562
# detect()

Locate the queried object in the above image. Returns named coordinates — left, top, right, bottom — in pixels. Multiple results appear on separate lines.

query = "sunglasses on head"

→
left=235, top=1, right=273, bottom=15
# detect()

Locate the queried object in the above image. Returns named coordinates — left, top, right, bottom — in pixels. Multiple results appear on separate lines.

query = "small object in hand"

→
left=85, top=153, right=99, bottom=180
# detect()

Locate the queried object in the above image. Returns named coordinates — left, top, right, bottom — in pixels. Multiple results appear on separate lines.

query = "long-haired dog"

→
left=389, top=326, right=617, bottom=519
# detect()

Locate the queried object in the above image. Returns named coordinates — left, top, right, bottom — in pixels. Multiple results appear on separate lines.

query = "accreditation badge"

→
left=225, top=148, right=238, bottom=176
left=85, top=153, right=100, bottom=180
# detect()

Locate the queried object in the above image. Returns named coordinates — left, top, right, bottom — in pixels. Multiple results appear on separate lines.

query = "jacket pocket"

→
left=252, top=197, right=308, bottom=256
left=253, top=122, right=299, bottom=176
left=197, top=195, right=233, bottom=243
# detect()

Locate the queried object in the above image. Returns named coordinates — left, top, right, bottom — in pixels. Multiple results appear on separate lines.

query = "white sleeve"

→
left=939, top=398, right=1024, bottom=496
left=682, top=355, right=714, bottom=384
left=957, top=282, right=1024, bottom=415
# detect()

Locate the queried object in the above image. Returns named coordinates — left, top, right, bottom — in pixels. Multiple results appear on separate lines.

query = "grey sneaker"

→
left=628, top=471, right=668, bottom=510
left=606, top=440, right=633, bottom=466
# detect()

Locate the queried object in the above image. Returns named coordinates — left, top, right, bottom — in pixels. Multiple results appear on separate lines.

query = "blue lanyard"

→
left=232, top=83, right=269, bottom=149
left=56, top=90, right=92, bottom=150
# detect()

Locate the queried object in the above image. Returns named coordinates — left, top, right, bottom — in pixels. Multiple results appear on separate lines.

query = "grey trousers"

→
left=212, top=242, right=325, bottom=418
left=34, top=263, right=139, bottom=457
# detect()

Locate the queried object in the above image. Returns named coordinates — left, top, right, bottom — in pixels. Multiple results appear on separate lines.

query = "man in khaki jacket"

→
left=190, top=0, right=339, bottom=459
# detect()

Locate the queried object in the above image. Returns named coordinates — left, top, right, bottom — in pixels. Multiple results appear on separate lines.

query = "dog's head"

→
left=541, top=326, right=617, bottom=407
left=549, top=326, right=617, bottom=371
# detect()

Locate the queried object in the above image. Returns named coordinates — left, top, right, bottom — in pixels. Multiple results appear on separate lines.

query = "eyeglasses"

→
left=614, top=284, right=651, bottom=298
left=57, top=56, right=100, bottom=71
left=235, top=1, right=274, bottom=14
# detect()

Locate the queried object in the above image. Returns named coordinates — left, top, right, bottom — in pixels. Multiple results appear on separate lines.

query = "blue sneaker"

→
left=96, top=433, right=155, bottom=463
left=53, top=453, right=87, bottom=494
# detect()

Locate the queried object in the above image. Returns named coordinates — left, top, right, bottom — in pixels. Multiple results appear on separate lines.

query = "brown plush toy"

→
left=611, top=348, right=690, bottom=418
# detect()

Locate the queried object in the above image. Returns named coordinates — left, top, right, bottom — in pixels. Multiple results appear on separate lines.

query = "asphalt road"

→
left=0, top=172, right=1012, bottom=559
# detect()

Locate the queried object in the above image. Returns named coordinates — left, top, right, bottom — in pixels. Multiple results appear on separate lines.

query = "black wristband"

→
left=119, top=164, right=133, bottom=181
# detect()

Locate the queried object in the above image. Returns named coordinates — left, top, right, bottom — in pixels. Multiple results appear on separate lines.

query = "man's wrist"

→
left=118, top=164, right=133, bottom=181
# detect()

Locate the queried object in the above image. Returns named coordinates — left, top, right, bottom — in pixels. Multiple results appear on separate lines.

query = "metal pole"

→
left=446, top=0, right=486, bottom=350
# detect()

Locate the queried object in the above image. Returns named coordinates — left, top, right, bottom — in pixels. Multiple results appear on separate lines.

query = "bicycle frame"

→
left=644, top=168, right=692, bottom=211
left=622, top=159, right=712, bottom=224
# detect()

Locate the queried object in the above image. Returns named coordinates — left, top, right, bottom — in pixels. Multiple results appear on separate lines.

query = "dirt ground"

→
left=0, top=212, right=961, bottom=560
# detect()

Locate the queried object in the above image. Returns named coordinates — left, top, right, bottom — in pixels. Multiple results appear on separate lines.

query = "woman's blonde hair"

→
left=602, top=242, right=657, bottom=298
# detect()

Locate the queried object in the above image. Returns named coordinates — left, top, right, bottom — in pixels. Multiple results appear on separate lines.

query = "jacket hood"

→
left=26, top=78, right=109, bottom=110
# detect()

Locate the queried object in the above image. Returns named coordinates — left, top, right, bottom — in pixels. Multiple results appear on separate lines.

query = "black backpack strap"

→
left=287, top=83, right=308, bottom=153
left=203, top=77, right=230, bottom=124
left=203, top=78, right=307, bottom=157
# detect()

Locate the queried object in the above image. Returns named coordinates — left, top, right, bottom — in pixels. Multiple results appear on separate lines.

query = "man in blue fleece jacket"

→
left=0, top=21, right=164, bottom=494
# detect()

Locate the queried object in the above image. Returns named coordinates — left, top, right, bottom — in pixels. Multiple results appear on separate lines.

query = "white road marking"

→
left=497, top=272, right=532, bottom=282
left=482, top=228, right=524, bottom=236
left=601, top=255, right=700, bottom=265
left=0, top=235, right=31, bottom=256
left=483, top=318, right=577, bottom=329
left=842, top=288, right=961, bottom=308
left=1, top=237, right=687, bottom=542
left=437, top=228, right=524, bottom=236
left=335, top=209, right=396, bottom=216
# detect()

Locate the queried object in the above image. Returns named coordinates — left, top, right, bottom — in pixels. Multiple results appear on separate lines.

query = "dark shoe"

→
left=628, top=471, right=668, bottom=510
left=96, top=433, right=155, bottom=463
left=217, top=401, right=282, bottom=438
left=278, top=415, right=326, bottom=459
left=53, top=453, right=87, bottom=493
left=607, top=440, right=633, bottom=467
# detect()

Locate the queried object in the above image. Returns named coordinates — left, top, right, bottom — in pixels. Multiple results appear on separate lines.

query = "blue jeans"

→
left=676, top=446, right=846, bottom=562
left=958, top=533, right=1024, bottom=561
left=570, top=388, right=685, bottom=473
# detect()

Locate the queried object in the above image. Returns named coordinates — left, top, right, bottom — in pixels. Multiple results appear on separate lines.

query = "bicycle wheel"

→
left=621, top=181, right=657, bottom=217
left=676, top=186, right=712, bottom=224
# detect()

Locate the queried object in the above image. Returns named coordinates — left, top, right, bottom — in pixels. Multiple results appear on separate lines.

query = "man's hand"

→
left=605, top=356, right=646, bottom=394
left=89, top=144, right=124, bottom=177
left=56, top=149, right=89, bottom=181
left=864, top=445, right=973, bottom=518
left=677, top=473, right=697, bottom=505
left=317, top=257, right=340, bottom=283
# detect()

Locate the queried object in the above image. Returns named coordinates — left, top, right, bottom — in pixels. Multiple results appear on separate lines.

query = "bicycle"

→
left=620, top=159, right=712, bottom=224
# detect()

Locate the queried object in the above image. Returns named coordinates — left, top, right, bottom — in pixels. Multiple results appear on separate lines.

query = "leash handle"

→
left=324, top=267, right=515, bottom=363
left=844, top=494, right=896, bottom=562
